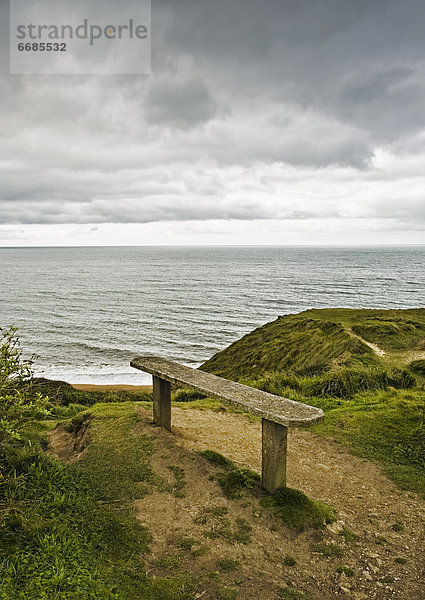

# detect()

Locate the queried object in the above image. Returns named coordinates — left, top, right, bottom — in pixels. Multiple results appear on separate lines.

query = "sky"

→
left=1, top=0, right=425, bottom=246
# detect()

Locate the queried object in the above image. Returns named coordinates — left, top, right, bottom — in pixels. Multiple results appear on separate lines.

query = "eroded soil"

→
left=132, top=405, right=425, bottom=600
left=48, top=405, right=425, bottom=600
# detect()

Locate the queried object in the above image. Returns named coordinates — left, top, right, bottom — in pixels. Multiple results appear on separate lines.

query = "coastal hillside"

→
left=1, top=316, right=425, bottom=599
left=200, top=308, right=425, bottom=496
left=201, top=308, right=425, bottom=380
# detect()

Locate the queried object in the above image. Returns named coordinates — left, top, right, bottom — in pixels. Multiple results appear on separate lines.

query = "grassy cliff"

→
left=201, top=308, right=425, bottom=493
left=1, top=318, right=425, bottom=599
left=201, top=308, right=425, bottom=379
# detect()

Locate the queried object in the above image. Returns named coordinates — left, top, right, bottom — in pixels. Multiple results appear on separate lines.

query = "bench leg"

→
left=153, top=376, right=171, bottom=431
left=262, top=419, right=287, bottom=493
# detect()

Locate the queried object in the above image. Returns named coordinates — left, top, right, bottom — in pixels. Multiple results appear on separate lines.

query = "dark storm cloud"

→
left=0, top=0, right=425, bottom=233
left=145, top=76, right=220, bottom=127
left=154, top=0, right=425, bottom=143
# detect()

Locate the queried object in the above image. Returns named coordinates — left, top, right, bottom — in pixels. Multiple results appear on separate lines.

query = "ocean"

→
left=0, top=246, right=424, bottom=384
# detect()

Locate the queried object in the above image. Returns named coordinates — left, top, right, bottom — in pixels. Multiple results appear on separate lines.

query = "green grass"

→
left=200, top=308, right=425, bottom=496
left=31, top=377, right=153, bottom=406
left=0, top=402, right=204, bottom=600
left=350, top=317, right=425, bottom=352
left=312, top=388, right=425, bottom=494
left=73, top=403, right=154, bottom=502
left=338, top=528, right=359, bottom=542
left=261, top=487, right=335, bottom=531
left=201, top=308, right=425, bottom=380
left=243, top=366, right=415, bottom=401
left=311, top=543, right=344, bottom=558
left=200, top=449, right=236, bottom=470
left=167, top=465, right=186, bottom=497
left=200, top=450, right=335, bottom=530
left=409, top=359, right=425, bottom=375
left=218, top=588, right=238, bottom=600
left=217, top=558, right=240, bottom=572
left=193, top=506, right=252, bottom=545
left=200, top=450, right=261, bottom=499
left=172, top=389, right=207, bottom=402
left=201, top=312, right=381, bottom=380
left=0, top=446, right=151, bottom=599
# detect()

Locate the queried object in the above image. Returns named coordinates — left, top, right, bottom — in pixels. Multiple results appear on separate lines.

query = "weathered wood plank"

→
left=262, top=418, right=287, bottom=492
left=130, top=356, right=324, bottom=427
left=153, top=375, right=171, bottom=431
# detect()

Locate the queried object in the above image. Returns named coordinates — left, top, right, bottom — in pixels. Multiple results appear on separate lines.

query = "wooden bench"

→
left=130, top=356, right=324, bottom=493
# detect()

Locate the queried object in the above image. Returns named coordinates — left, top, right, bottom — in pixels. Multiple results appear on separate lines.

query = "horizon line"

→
left=0, top=243, right=424, bottom=249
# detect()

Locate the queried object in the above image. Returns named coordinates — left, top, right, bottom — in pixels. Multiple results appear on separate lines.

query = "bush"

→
left=0, top=328, right=50, bottom=452
left=0, top=326, right=32, bottom=392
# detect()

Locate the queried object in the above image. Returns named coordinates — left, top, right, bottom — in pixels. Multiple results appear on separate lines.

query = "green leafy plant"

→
left=0, top=327, right=50, bottom=451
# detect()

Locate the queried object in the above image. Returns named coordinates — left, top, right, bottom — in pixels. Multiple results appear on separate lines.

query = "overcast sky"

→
left=1, top=0, right=425, bottom=245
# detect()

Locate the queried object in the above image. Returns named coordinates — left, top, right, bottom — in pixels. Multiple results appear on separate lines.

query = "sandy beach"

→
left=72, top=384, right=153, bottom=393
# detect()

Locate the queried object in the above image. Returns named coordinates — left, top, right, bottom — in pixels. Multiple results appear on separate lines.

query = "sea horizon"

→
left=1, top=245, right=424, bottom=385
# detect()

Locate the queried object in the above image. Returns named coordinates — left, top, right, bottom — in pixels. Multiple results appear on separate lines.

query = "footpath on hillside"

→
left=129, top=404, right=425, bottom=600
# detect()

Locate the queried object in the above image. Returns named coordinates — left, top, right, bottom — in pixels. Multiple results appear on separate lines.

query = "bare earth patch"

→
left=134, top=405, right=424, bottom=600
left=347, top=329, right=386, bottom=357
left=47, top=422, right=89, bottom=463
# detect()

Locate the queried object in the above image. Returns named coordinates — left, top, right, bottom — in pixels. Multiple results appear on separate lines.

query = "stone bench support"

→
left=153, top=375, right=171, bottom=431
left=131, top=356, right=324, bottom=493
left=262, top=418, right=288, bottom=491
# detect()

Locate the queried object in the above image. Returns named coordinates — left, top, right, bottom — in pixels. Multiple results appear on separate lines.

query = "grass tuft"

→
left=217, top=558, right=240, bottom=572
left=261, top=487, right=335, bottom=531
left=173, top=389, right=207, bottom=402
left=338, top=528, right=359, bottom=542
left=218, top=587, right=238, bottom=600
left=336, top=565, right=354, bottom=577
left=409, top=359, right=425, bottom=375
left=311, top=543, right=344, bottom=558
left=200, top=449, right=235, bottom=469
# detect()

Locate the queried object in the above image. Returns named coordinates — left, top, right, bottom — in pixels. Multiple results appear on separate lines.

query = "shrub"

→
left=0, top=328, right=50, bottom=453
left=0, top=326, right=32, bottom=392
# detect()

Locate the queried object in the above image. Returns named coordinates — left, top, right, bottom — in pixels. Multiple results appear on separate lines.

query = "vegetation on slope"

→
left=0, top=328, right=197, bottom=599
left=1, top=327, right=338, bottom=599
left=201, top=309, right=425, bottom=494
left=200, top=450, right=335, bottom=530
left=201, top=308, right=425, bottom=379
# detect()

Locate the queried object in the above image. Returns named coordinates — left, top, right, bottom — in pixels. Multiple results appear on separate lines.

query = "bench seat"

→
left=131, top=356, right=324, bottom=492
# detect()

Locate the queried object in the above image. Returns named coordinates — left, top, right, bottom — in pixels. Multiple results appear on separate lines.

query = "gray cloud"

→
left=0, top=0, right=425, bottom=239
left=145, top=76, right=220, bottom=128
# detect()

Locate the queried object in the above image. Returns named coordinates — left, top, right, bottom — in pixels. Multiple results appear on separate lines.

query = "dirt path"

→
left=346, top=328, right=425, bottom=365
left=133, top=405, right=424, bottom=600
left=347, top=329, right=386, bottom=357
